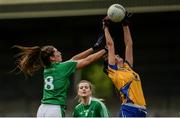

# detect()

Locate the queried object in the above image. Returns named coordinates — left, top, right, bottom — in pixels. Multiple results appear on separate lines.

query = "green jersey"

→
left=72, top=97, right=110, bottom=117
left=41, top=60, right=77, bottom=106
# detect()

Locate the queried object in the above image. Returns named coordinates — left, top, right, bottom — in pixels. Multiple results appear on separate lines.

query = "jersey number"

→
left=44, top=76, right=54, bottom=90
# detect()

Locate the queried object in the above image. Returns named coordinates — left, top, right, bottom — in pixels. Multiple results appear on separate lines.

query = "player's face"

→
left=50, top=48, right=62, bottom=62
left=115, top=55, right=123, bottom=67
left=78, top=82, right=92, bottom=98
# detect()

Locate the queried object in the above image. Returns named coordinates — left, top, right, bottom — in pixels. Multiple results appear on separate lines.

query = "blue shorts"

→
left=119, top=103, right=147, bottom=117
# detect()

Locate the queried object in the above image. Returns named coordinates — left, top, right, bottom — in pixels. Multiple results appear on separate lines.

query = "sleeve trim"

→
left=124, top=60, right=133, bottom=69
left=108, top=64, right=118, bottom=70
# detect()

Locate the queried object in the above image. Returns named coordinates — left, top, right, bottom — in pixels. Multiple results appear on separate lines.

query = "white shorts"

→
left=37, top=104, right=62, bottom=117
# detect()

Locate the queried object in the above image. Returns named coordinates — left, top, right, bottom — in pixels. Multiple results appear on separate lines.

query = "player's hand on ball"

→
left=102, top=16, right=110, bottom=29
left=107, top=4, right=126, bottom=22
left=122, top=11, right=133, bottom=26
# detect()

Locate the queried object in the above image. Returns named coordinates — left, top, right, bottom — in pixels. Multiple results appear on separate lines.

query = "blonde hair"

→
left=76, top=80, right=94, bottom=102
left=77, top=80, right=94, bottom=93
left=76, top=80, right=104, bottom=102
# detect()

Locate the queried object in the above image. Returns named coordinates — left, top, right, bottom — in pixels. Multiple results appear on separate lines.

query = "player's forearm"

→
left=87, top=49, right=106, bottom=63
left=104, top=27, right=116, bottom=65
left=76, top=49, right=106, bottom=69
left=104, top=27, right=114, bottom=47
left=71, top=48, right=94, bottom=60
left=123, top=25, right=133, bottom=46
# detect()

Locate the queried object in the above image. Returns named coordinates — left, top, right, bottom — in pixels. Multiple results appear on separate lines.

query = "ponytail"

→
left=14, top=45, right=43, bottom=76
left=14, top=45, right=56, bottom=76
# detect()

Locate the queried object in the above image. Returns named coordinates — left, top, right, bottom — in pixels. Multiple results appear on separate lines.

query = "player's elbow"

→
left=126, top=41, right=133, bottom=47
left=107, top=41, right=114, bottom=47
left=77, top=58, right=93, bottom=69
left=129, top=40, right=133, bottom=45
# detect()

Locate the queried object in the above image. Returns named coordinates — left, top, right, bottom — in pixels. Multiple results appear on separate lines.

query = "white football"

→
left=107, top=4, right=126, bottom=22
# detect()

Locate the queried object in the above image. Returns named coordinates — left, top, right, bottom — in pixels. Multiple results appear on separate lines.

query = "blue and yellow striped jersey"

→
left=107, top=62, right=146, bottom=106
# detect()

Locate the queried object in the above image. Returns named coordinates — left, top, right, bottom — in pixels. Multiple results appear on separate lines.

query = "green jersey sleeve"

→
left=58, top=60, right=77, bottom=77
left=96, top=100, right=110, bottom=117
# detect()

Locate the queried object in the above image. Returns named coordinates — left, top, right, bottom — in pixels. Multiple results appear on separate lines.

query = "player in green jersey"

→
left=13, top=37, right=106, bottom=117
left=72, top=80, right=110, bottom=117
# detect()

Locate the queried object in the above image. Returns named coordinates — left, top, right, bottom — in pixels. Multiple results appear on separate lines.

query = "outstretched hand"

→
left=102, top=16, right=110, bottom=29
left=92, top=33, right=104, bottom=51
left=122, top=11, right=133, bottom=26
left=92, top=16, right=111, bottom=51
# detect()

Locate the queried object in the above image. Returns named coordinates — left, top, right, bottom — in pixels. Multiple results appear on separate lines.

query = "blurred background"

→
left=0, top=0, right=180, bottom=117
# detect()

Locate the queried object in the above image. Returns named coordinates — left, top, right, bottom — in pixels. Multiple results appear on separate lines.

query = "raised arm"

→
left=71, top=33, right=104, bottom=60
left=104, top=25, right=116, bottom=66
left=71, top=48, right=94, bottom=60
left=123, top=25, right=133, bottom=66
left=76, top=49, right=106, bottom=69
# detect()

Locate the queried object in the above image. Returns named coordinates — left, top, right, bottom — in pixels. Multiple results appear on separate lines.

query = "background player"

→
left=71, top=80, right=110, bottom=117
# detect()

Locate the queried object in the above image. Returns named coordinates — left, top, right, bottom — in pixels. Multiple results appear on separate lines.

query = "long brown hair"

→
left=13, top=45, right=55, bottom=76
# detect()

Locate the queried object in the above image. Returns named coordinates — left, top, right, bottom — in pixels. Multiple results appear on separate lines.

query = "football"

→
left=107, top=4, right=126, bottom=22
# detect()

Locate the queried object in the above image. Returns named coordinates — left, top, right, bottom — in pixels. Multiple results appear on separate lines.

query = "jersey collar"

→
left=88, top=97, right=92, bottom=105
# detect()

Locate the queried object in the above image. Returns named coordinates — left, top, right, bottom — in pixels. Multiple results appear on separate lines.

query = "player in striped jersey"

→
left=13, top=37, right=106, bottom=117
left=72, top=80, right=110, bottom=117
left=103, top=16, right=147, bottom=117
